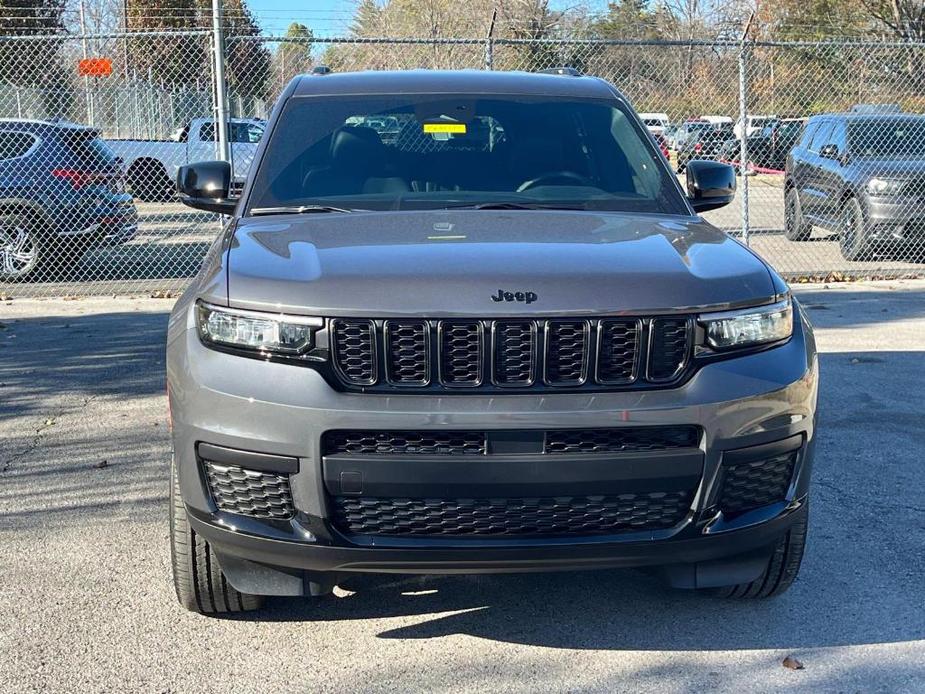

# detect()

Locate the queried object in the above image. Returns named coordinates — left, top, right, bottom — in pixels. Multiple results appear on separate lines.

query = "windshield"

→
left=246, top=94, right=687, bottom=215
left=849, top=118, right=925, bottom=157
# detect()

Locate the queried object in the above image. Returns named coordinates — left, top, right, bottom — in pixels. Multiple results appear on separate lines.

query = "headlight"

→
left=699, top=298, right=793, bottom=350
left=866, top=177, right=906, bottom=196
left=196, top=302, right=322, bottom=355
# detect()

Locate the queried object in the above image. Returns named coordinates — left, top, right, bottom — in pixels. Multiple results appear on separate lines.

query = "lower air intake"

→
left=204, top=461, right=295, bottom=519
left=719, top=450, right=797, bottom=515
left=332, top=492, right=692, bottom=537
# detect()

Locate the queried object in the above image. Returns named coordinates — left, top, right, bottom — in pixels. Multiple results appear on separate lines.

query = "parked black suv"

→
left=785, top=113, right=925, bottom=260
left=0, top=119, right=137, bottom=281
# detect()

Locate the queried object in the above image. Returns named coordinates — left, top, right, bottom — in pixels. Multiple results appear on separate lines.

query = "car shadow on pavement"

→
left=0, top=311, right=169, bottom=420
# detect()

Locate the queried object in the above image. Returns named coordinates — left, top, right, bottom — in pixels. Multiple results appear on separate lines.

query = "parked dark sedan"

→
left=0, top=118, right=137, bottom=281
left=785, top=113, right=925, bottom=260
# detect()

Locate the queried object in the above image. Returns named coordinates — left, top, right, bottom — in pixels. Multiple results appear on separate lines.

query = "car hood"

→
left=224, top=210, right=777, bottom=316
left=854, top=156, right=925, bottom=177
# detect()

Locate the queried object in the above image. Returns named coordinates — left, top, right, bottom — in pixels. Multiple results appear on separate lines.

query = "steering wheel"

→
left=516, top=170, right=594, bottom=193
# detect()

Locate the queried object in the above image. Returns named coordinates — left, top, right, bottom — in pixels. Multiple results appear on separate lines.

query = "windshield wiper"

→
left=448, top=202, right=586, bottom=211
left=249, top=205, right=355, bottom=216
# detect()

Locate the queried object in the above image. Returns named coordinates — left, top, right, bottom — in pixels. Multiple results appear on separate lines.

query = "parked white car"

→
left=108, top=118, right=265, bottom=200
left=733, top=115, right=778, bottom=141
left=639, top=112, right=670, bottom=135
left=700, top=115, right=734, bottom=126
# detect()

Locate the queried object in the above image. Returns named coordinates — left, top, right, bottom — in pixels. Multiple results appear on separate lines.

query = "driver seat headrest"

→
left=330, top=125, right=387, bottom=170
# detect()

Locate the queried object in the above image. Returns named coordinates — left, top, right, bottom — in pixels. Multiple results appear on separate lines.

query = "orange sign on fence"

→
left=78, top=58, right=113, bottom=77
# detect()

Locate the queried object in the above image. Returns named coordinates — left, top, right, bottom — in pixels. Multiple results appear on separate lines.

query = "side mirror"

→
left=819, top=144, right=839, bottom=160
left=686, top=160, right=736, bottom=212
left=177, top=161, right=236, bottom=215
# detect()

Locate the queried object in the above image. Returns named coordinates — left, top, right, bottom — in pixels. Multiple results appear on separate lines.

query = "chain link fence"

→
left=1, top=32, right=925, bottom=298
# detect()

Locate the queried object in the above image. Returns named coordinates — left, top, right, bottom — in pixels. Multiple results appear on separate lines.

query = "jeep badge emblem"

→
left=491, top=289, right=538, bottom=304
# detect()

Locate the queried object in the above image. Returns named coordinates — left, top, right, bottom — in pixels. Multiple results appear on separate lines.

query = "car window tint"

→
left=848, top=118, right=925, bottom=156
left=830, top=121, right=847, bottom=152
left=799, top=121, right=819, bottom=148
left=61, top=130, right=118, bottom=168
left=0, top=131, right=37, bottom=160
left=809, top=121, right=832, bottom=152
left=247, top=94, right=687, bottom=215
left=230, top=122, right=264, bottom=143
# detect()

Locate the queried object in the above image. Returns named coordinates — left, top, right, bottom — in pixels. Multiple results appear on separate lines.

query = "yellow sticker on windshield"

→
left=423, top=122, right=467, bottom=134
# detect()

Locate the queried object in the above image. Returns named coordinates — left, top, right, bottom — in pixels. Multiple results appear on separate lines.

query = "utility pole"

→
left=211, top=0, right=230, bottom=163
left=79, top=0, right=94, bottom=124
left=737, top=12, right=755, bottom=246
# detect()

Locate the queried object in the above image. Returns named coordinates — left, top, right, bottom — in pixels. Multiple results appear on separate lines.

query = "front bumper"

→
left=862, top=193, right=925, bottom=241
left=167, top=299, right=818, bottom=589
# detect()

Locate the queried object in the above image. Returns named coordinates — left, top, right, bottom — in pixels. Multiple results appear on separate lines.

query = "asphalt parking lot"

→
left=1, top=281, right=924, bottom=692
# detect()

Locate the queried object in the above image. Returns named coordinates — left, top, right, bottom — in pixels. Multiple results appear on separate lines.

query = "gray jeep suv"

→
left=167, top=70, right=817, bottom=615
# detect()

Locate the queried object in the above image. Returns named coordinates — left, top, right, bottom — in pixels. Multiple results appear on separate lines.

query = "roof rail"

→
left=538, top=67, right=582, bottom=76
left=311, top=65, right=332, bottom=75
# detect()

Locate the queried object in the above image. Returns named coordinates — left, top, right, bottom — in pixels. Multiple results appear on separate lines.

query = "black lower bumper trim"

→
left=189, top=499, right=806, bottom=576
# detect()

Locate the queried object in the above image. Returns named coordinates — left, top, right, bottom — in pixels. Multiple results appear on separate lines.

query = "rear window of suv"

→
left=246, top=94, right=688, bottom=215
left=0, top=130, right=38, bottom=160
left=60, top=130, right=119, bottom=169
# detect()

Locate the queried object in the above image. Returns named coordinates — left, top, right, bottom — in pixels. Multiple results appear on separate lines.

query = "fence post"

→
left=737, top=16, right=754, bottom=246
left=211, top=0, right=231, bottom=163
left=485, top=8, right=497, bottom=70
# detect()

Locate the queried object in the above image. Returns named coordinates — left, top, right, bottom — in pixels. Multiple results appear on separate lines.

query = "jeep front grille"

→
left=330, top=317, right=691, bottom=391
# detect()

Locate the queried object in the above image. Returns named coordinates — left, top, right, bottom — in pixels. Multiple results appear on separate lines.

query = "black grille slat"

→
left=545, top=426, right=701, bottom=454
left=719, top=451, right=796, bottom=515
left=384, top=320, right=429, bottom=385
left=332, top=492, right=692, bottom=537
left=439, top=321, right=483, bottom=386
left=492, top=321, right=536, bottom=386
left=204, top=462, right=294, bottom=519
left=647, top=318, right=691, bottom=382
left=324, top=430, right=487, bottom=455
left=328, top=316, right=695, bottom=391
left=597, top=320, right=640, bottom=384
left=545, top=320, right=590, bottom=385
left=332, top=319, right=376, bottom=385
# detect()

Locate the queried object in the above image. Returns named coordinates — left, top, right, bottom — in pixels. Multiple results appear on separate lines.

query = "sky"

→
left=245, top=0, right=609, bottom=37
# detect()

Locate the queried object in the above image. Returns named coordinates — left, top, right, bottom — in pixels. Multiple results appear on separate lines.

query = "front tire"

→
left=169, top=458, right=264, bottom=614
left=714, top=503, right=808, bottom=599
left=784, top=187, right=812, bottom=241
left=839, top=197, right=873, bottom=261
